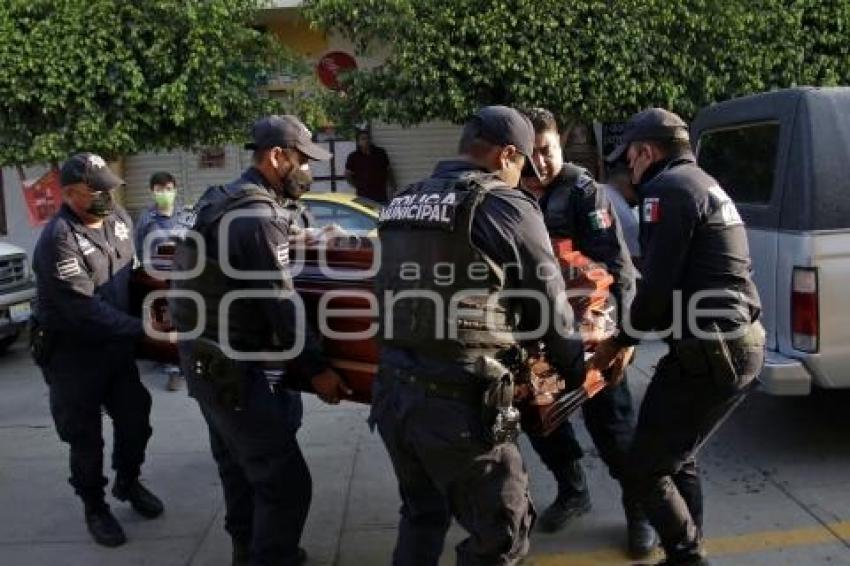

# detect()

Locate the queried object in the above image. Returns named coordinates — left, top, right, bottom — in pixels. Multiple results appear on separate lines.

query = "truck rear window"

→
left=697, top=123, right=780, bottom=205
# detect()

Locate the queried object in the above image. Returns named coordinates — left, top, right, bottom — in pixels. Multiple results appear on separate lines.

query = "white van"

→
left=692, top=87, right=850, bottom=395
left=0, top=241, right=35, bottom=354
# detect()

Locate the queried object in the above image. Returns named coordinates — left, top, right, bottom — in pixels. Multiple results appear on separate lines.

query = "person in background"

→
left=603, top=161, right=642, bottom=264
left=134, top=171, right=183, bottom=391
left=345, top=129, right=396, bottom=204
left=135, top=172, right=179, bottom=257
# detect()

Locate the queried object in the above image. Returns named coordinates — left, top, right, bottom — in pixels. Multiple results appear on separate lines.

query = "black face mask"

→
left=278, top=167, right=313, bottom=200
left=86, top=190, right=114, bottom=218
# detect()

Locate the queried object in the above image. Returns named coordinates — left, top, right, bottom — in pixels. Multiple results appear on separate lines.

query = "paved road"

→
left=1, top=338, right=849, bottom=565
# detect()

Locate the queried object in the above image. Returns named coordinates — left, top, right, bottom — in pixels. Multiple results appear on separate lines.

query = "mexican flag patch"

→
left=588, top=209, right=612, bottom=230
left=643, top=197, right=661, bottom=223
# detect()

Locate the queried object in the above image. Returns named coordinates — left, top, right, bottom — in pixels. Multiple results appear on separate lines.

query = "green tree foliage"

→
left=0, top=0, right=328, bottom=166
left=304, top=0, right=850, bottom=124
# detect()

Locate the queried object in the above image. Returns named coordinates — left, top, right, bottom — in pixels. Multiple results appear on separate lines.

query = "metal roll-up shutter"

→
left=184, top=145, right=246, bottom=205
left=123, top=151, right=183, bottom=220
left=371, top=121, right=462, bottom=192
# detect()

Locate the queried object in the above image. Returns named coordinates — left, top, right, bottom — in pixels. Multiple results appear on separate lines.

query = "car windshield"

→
left=351, top=196, right=384, bottom=213
left=303, top=201, right=377, bottom=232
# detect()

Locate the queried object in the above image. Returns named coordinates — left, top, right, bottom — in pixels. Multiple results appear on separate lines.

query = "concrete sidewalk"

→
left=1, top=340, right=849, bottom=565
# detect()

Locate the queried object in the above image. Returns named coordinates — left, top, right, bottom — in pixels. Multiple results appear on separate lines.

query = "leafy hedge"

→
left=0, top=0, right=324, bottom=166
left=304, top=0, right=850, bottom=124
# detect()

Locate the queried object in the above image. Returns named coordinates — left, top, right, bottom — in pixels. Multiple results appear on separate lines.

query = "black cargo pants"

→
left=185, top=358, right=311, bottom=566
left=370, top=368, right=535, bottom=566
left=43, top=341, right=153, bottom=506
left=625, top=324, right=765, bottom=563
left=527, top=373, right=636, bottom=492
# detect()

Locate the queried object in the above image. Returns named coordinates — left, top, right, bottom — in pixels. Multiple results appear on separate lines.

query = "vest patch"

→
left=56, top=257, right=82, bottom=280
left=275, top=243, right=289, bottom=266
left=576, top=174, right=594, bottom=193
left=378, top=191, right=461, bottom=229
left=588, top=209, right=612, bottom=230
left=707, top=185, right=743, bottom=226
left=75, top=233, right=96, bottom=256
left=643, top=198, right=661, bottom=223
left=114, top=221, right=129, bottom=241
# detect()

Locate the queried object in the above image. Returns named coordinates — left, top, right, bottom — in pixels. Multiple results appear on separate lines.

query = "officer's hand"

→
left=607, top=346, right=635, bottom=386
left=588, top=337, right=620, bottom=373
left=310, top=368, right=353, bottom=405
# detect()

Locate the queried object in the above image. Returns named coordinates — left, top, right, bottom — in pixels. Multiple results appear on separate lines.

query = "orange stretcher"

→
left=131, top=235, right=615, bottom=432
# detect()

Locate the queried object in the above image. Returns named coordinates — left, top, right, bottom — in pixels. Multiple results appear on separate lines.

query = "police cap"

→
left=465, top=105, right=542, bottom=179
left=60, top=153, right=125, bottom=191
left=607, top=108, right=690, bottom=163
left=245, top=115, right=332, bottom=161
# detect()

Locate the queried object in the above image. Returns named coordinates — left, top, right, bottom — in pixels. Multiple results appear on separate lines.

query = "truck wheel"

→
left=0, top=333, right=19, bottom=355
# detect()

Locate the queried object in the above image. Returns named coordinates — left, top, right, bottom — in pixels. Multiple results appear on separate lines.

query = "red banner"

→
left=316, top=51, right=357, bottom=91
left=22, top=168, right=62, bottom=227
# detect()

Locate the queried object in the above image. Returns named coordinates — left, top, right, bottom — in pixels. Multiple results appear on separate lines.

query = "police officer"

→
left=372, top=106, right=586, bottom=565
left=593, top=108, right=765, bottom=565
left=32, top=153, right=164, bottom=547
left=170, top=115, right=350, bottom=566
left=521, top=108, right=656, bottom=556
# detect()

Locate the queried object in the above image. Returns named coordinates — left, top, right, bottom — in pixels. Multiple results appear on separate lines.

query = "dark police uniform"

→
left=171, top=167, right=327, bottom=566
left=530, top=163, right=640, bottom=522
left=372, top=159, right=585, bottom=566
left=33, top=203, right=152, bottom=509
left=615, top=150, right=764, bottom=564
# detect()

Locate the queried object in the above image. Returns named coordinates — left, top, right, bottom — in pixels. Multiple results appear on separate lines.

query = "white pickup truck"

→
left=0, top=241, right=35, bottom=354
left=692, top=87, right=850, bottom=395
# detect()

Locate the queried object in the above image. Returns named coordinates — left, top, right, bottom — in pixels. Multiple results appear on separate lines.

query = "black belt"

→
left=387, top=367, right=483, bottom=405
left=672, top=321, right=764, bottom=353
left=671, top=321, right=764, bottom=374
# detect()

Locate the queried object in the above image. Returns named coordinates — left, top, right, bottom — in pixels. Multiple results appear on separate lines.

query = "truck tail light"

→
left=791, top=267, right=818, bottom=353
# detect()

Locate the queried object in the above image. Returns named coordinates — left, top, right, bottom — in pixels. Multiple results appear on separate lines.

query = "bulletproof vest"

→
left=169, top=184, right=290, bottom=351
left=540, top=162, right=588, bottom=239
left=375, top=173, right=518, bottom=366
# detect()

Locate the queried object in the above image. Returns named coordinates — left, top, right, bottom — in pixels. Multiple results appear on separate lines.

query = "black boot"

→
left=624, top=498, right=658, bottom=559
left=655, top=539, right=709, bottom=566
left=232, top=539, right=307, bottom=566
left=536, top=461, right=591, bottom=533
left=84, top=503, right=126, bottom=547
left=112, top=478, right=164, bottom=519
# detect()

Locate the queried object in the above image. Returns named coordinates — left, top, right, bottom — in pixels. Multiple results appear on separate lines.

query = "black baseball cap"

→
left=606, top=108, right=690, bottom=163
left=465, top=105, right=541, bottom=179
left=60, top=153, right=125, bottom=191
left=245, top=115, right=332, bottom=161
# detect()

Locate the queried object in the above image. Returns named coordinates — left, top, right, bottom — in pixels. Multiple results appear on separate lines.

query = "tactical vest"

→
left=376, top=173, right=519, bottom=365
left=169, top=184, right=293, bottom=351
left=539, top=162, right=587, bottom=239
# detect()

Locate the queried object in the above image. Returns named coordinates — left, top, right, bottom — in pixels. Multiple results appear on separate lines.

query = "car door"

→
left=693, top=93, right=798, bottom=351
